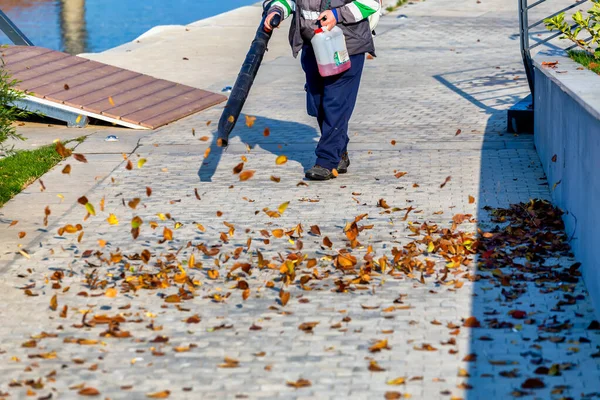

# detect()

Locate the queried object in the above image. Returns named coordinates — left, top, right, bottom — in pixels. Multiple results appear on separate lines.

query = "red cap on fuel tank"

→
left=314, top=28, right=323, bottom=34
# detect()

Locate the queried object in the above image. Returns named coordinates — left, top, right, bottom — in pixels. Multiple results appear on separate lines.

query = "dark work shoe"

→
left=305, top=165, right=335, bottom=181
left=337, top=152, right=350, bottom=174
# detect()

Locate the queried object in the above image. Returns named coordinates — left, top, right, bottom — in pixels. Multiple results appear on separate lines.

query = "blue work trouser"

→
left=301, top=45, right=365, bottom=170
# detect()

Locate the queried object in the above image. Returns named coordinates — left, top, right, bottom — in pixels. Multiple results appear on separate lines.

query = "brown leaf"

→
left=128, top=198, right=141, bottom=209
left=287, top=379, right=311, bottom=389
left=368, top=360, right=386, bottom=372
left=55, top=141, right=72, bottom=158
left=551, top=154, right=557, bottom=162
left=263, top=127, right=270, bottom=137
left=463, top=317, right=481, bottom=328
left=298, top=322, right=319, bottom=332
left=440, top=176, right=451, bottom=188
left=323, top=236, right=333, bottom=248
left=62, top=164, right=71, bottom=174
left=270, top=176, right=281, bottom=182
left=541, top=61, right=558, bottom=67
left=194, top=188, right=201, bottom=200
left=310, top=225, right=321, bottom=236
left=455, top=129, right=462, bottom=136
left=233, top=163, right=244, bottom=174
left=49, top=295, right=58, bottom=311
left=242, top=288, right=250, bottom=301
left=521, top=378, right=545, bottom=389
left=280, top=290, right=290, bottom=306
left=384, top=392, right=402, bottom=400
left=394, top=171, right=407, bottom=179
left=18, top=231, right=26, bottom=239
left=8, top=220, right=18, bottom=227
left=78, top=387, right=100, bottom=396
left=146, top=390, right=171, bottom=398
left=186, top=315, right=201, bottom=324
left=146, top=187, right=152, bottom=197
left=125, top=160, right=133, bottom=170
left=468, top=195, right=475, bottom=204
left=73, top=153, right=88, bottom=163
left=462, top=353, right=477, bottom=362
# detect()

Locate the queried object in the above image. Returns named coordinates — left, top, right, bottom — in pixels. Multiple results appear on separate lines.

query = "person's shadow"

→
left=198, top=114, right=320, bottom=182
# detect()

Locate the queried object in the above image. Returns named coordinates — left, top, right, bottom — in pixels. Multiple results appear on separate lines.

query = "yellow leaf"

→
left=188, top=254, right=195, bottom=268
left=137, top=158, right=147, bottom=169
left=146, top=390, right=170, bottom=398
left=57, top=194, right=64, bottom=201
left=108, top=96, right=115, bottom=106
left=107, top=214, right=119, bottom=225
left=50, top=294, right=58, bottom=311
left=75, top=115, right=82, bottom=124
left=85, top=202, right=96, bottom=216
left=245, top=115, right=256, bottom=128
left=386, top=377, right=406, bottom=385
left=157, top=213, right=167, bottom=221
left=275, top=155, right=287, bottom=165
left=278, top=201, right=290, bottom=215
left=105, top=288, right=118, bottom=298
left=197, top=224, right=205, bottom=232
left=427, top=242, right=435, bottom=253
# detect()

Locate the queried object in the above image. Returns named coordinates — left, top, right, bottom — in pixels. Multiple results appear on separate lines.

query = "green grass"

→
left=568, top=50, right=600, bottom=75
left=0, top=137, right=85, bottom=207
left=386, top=0, right=409, bottom=12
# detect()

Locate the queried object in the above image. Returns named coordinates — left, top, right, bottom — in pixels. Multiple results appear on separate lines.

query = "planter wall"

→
left=534, top=54, right=600, bottom=316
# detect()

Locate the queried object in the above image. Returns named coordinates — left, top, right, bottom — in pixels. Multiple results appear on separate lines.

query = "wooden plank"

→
left=101, top=85, right=195, bottom=120
left=120, top=88, right=212, bottom=125
left=46, top=70, right=140, bottom=105
left=1, top=46, right=53, bottom=66
left=69, top=75, right=157, bottom=112
left=28, top=64, right=120, bottom=95
left=14, top=59, right=94, bottom=90
left=83, top=78, right=176, bottom=114
left=139, top=93, right=226, bottom=129
left=5, top=51, right=70, bottom=74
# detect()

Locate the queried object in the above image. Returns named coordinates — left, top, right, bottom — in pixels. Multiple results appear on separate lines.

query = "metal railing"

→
left=0, top=9, right=33, bottom=46
left=519, top=0, right=591, bottom=96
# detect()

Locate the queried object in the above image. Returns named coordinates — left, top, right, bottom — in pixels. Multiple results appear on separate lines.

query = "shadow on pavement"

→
left=435, top=65, right=600, bottom=398
left=198, top=114, right=320, bottom=182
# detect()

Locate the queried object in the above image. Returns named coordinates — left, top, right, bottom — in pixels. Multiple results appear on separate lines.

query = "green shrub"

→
left=544, top=0, right=600, bottom=59
left=0, top=53, right=28, bottom=153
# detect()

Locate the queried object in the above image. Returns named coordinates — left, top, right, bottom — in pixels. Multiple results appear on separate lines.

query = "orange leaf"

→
left=208, top=270, right=219, bottom=279
left=105, top=288, right=118, bottom=298
left=468, top=195, right=475, bottom=204
left=62, top=164, right=71, bottom=174
left=78, top=387, right=100, bottom=396
left=239, top=170, right=255, bottom=181
left=245, top=115, right=256, bottom=128
left=280, top=290, right=290, bottom=306
left=49, top=294, right=58, bottom=311
left=146, top=390, right=171, bottom=398
left=275, top=155, right=287, bottom=165
left=203, top=147, right=211, bottom=159
left=263, top=127, right=270, bottom=137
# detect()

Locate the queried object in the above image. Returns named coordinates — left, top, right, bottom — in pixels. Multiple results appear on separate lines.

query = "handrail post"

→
left=0, top=9, right=33, bottom=46
left=519, top=0, right=535, bottom=98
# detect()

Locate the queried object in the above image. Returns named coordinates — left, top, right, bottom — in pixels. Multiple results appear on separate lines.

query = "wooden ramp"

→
left=1, top=46, right=226, bottom=129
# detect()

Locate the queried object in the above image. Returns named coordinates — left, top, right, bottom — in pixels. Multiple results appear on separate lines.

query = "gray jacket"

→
left=268, top=0, right=376, bottom=58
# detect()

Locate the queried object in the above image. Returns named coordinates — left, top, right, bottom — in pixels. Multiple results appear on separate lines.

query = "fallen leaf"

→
left=440, top=176, right=451, bottom=188
left=245, top=115, right=256, bottom=128
left=233, top=163, right=244, bottom=174
left=62, top=165, right=71, bottom=174
left=49, top=295, right=58, bottom=311
left=552, top=154, right=557, bottom=162
left=239, top=170, right=255, bottom=181
left=78, top=387, right=100, bottom=396
left=368, top=360, right=386, bottom=372
left=521, top=378, right=545, bottom=389
left=275, top=155, right=288, bottom=165
left=278, top=201, right=290, bottom=215
left=455, top=129, right=462, bottom=136
left=263, top=127, right=270, bottom=137
left=287, top=379, right=311, bottom=389
left=463, top=317, right=481, bottom=328
left=146, top=390, right=171, bottom=398
left=468, top=195, right=475, bottom=204
left=137, top=158, right=147, bottom=169
left=369, top=339, right=390, bottom=353
left=73, top=154, right=88, bottom=163
left=386, top=377, right=406, bottom=385
left=395, top=172, right=407, bottom=179
left=105, top=288, right=118, bottom=298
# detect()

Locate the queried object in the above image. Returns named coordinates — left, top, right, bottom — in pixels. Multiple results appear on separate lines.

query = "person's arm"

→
left=268, top=0, right=296, bottom=20
left=336, top=0, right=380, bottom=23
left=265, top=0, right=296, bottom=31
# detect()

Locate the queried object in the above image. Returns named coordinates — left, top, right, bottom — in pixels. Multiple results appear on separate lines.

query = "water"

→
left=0, top=0, right=259, bottom=54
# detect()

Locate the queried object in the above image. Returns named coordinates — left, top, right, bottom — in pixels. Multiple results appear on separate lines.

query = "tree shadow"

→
left=198, top=114, right=320, bottom=182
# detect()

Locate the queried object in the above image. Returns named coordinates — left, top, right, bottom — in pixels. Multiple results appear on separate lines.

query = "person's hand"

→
left=318, top=10, right=337, bottom=31
left=264, top=12, right=280, bottom=32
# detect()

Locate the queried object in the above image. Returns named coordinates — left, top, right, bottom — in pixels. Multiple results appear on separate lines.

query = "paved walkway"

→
left=1, top=0, right=599, bottom=399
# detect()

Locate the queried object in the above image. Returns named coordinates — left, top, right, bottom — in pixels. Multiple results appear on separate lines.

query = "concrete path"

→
left=1, top=0, right=599, bottom=399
